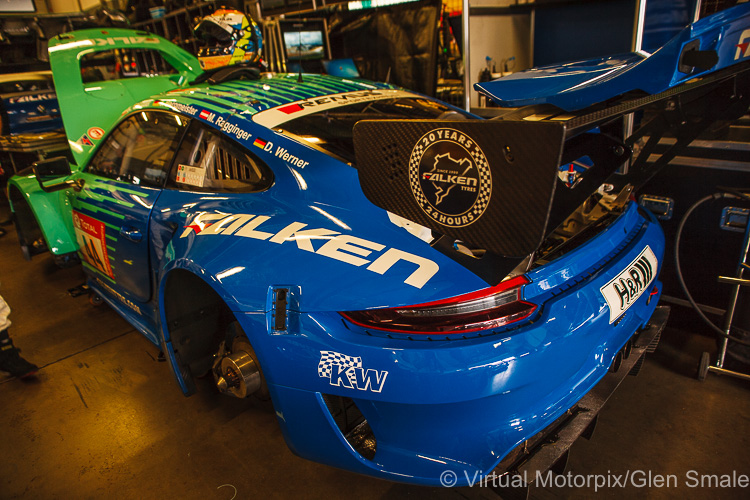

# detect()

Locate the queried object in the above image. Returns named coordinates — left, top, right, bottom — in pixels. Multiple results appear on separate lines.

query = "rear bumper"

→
left=489, top=305, right=669, bottom=494
left=238, top=203, right=666, bottom=485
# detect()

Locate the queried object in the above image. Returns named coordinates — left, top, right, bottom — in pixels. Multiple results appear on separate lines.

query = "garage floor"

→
left=1, top=208, right=749, bottom=499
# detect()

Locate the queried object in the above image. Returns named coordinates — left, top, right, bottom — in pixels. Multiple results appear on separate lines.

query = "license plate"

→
left=600, top=246, right=658, bottom=324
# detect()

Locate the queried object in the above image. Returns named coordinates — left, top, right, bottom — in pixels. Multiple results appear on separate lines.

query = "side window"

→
left=168, top=124, right=274, bottom=193
left=87, top=111, right=190, bottom=187
left=80, top=48, right=177, bottom=83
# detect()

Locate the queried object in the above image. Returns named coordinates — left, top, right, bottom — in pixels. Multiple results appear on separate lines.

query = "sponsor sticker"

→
left=318, top=351, right=388, bottom=393
left=736, top=29, right=750, bottom=60
left=252, top=89, right=416, bottom=128
left=87, top=127, right=105, bottom=140
left=7, top=92, right=56, bottom=104
left=600, top=246, right=658, bottom=324
left=94, top=278, right=141, bottom=314
left=175, top=164, right=205, bottom=187
left=179, top=212, right=440, bottom=289
left=73, top=210, right=114, bottom=279
left=408, top=128, right=492, bottom=228
left=77, top=134, right=94, bottom=147
left=93, top=36, right=159, bottom=46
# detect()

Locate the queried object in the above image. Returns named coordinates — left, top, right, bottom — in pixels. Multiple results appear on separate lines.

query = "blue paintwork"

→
left=476, top=3, right=750, bottom=111
left=257, top=202, right=664, bottom=484
left=1, top=91, right=62, bottom=135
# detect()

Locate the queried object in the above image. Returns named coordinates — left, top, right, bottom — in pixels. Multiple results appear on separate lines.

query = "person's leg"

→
left=0, top=329, right=38, bottom=378
left=0, top=295, right=38, bottom=378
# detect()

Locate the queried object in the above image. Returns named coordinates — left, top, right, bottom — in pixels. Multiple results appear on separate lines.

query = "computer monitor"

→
left=1, top=0, right=35, bottom=12
left=280, top=19, right=329, bottom=62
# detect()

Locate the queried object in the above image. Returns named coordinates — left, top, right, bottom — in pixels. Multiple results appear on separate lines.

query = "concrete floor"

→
left=1, top=208, right=749, bottom=499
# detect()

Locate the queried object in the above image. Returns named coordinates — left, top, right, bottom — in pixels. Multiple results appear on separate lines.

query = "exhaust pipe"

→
left=622, top=339, right=633, bottom=359
left=609, top=350, right=623, bottom=373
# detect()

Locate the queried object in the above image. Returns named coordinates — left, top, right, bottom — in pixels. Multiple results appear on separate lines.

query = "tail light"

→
left=340, top=275, right=536, bottom=335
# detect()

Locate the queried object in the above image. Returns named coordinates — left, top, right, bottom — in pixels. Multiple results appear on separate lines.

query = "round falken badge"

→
left=408, top=128, right=492, bottom=228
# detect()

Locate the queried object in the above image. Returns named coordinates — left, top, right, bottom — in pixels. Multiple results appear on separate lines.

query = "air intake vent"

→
left=322, top=394, right=377, bottom=460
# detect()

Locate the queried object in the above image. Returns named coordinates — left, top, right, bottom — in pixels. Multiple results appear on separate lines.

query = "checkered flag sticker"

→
left=318, top=351, right=363, bottom=383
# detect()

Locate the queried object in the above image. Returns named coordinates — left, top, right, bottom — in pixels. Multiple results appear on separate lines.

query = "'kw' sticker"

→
left=318, top=351, right=388, bottom=393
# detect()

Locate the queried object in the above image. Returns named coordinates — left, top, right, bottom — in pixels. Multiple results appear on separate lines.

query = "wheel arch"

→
left=7, top=180, right=78, bottom=259
left=158, top=265, right=269, bottom=394
left=159, top=267, right=236, bottom=377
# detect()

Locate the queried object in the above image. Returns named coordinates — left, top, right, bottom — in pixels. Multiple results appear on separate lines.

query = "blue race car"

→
left=0, top=71, right=61, bottom=136
left=7, top=3, right=750, bottom=487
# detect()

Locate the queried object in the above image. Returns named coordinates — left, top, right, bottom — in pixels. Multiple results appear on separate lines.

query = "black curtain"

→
left=327, top=0, right=440, bottom=96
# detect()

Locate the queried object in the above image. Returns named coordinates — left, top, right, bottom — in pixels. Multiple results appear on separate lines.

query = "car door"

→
left=70, top=110, right=190, bottom=304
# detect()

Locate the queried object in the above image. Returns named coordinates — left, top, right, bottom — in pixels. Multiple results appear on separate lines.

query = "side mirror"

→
left=32, top=157, right=81, bottom=193
left=33, top=156, right=71, bottom=178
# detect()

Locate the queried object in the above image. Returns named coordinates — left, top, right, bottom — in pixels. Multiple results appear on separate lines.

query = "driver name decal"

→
left=409, top=128, right=492, bottom=228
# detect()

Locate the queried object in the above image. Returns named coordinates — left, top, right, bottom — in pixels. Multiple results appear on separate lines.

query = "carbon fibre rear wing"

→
left=353, top=60, right=750, bottom=269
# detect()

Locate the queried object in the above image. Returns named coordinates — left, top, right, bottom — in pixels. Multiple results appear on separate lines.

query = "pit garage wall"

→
left=328, top=0, right=443, bottom=97
left=466, top=3, right=531, bottom=108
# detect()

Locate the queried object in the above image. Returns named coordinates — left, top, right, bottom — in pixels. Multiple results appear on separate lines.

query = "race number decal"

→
left=73, top=211, right=114, bottom=279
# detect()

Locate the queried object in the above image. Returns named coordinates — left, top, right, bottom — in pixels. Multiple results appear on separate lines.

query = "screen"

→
left=0, top=0, right=35, bottom=12
left=533, top=0, right=636, bottom=67
left=283, top=30, right=325, bottom=60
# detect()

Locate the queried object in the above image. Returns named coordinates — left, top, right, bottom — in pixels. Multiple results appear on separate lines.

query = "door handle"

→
left=119, top=226, right=143, bottom=243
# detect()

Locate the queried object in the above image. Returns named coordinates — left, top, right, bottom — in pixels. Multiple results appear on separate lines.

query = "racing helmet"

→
left=194, top=8, right=262, bottom=70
